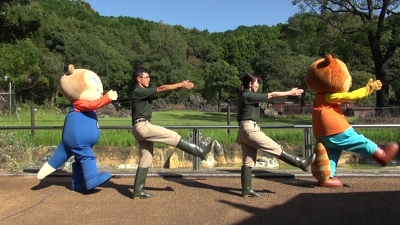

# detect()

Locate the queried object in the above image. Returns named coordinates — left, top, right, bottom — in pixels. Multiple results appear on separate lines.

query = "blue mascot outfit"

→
left=37, top=64, right=118, bottom=192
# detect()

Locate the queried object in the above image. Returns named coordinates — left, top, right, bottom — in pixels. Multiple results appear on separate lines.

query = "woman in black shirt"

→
left=237, top=73, right=315, bottom=197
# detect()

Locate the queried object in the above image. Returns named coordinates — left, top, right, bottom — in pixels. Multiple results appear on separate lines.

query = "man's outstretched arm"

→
left=156, top=80, right=194, bottom=93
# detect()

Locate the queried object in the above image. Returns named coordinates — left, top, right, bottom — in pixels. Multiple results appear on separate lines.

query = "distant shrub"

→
left=0, top=131, right=40, bottom=172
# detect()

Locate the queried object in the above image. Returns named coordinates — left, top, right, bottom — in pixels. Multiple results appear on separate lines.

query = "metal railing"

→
left=1, top=124, right=400, bottom=170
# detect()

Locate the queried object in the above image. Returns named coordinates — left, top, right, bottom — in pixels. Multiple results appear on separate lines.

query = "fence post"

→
left=31, top=106, right=35, bottom=136
left=303, top=128, right=313, bottom=158
left=8, top=81, right=12, bottom=116
left=227, top=105, right=231, bottom=134
left=192, top=128, right=200, bottom=170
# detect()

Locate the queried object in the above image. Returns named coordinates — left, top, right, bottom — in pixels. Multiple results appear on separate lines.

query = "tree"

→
left=64, top=32, right=131, bottom=101
left=202, top=60, right=240, bottom=111
left=284, top=13, right=337, bottom=57
left=349, top=71, right=377, bottom=106
left=221, top=32, right=258, bottom=76
left=186, top=30, right=220, bottom=63
left=252, top=40, right=315, bottom=111
left=0, top=39, right=40, bottom=103
left=38, top=50, right=65, bottom=106
left=145, top=24, right=196, bottom=104
left=283, top=54, right=317, bottom=110
left=385, top=49, right=400, bottom=105
left=252, top=40, right=293, bottom=93
left=292, top=0, right=400, bottom=108
left=0, top=0, right=43, bottom=43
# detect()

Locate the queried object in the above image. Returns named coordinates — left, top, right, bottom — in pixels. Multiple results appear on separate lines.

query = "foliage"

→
left=252, top=41, right=316, bottom=107
left=0, top=39, right=40, bottom=90
left=201, top=60, right=240, bottom=106
left=1, top=0, right=400, bottom=110
left=0, top=130, right=40, bottom=171
left=0, top=0, right=43, bottom=43
left=292, top=0, right=400, bottom=108
left=349, top=71, right=377, bottom=106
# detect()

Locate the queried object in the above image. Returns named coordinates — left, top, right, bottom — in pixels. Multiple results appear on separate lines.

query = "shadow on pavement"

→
left=219, top=190, right=400, bottom=225
left=102, top=178, right=174, bottom=199
left=215, top=168, right=296, bottom=178
left=162, top=175, right=276, bottom=197
left=31, top=179, right=70, bottom=191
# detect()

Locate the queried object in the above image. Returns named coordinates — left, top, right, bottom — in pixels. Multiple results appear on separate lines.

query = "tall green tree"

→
left=253, top=40, right=315, bottom=109
left=145, top=24, right=195, bottom=103
left=0, top=0, right=43, bottom=43
left=293, top=0, right=400, bottom=108
left=284, top=13, right=336, bottom=57
left=37, top=50, right=65, bottom=106
left=186, top=29, right=220, bottom=63
left=385, top=49, right=400, bottom=104
left=202, top=60, right=240, bottom=111
left=221, top=32, right=258, bottom=76
left=0, top=39, right=40, bottom=102
left=64, top=32, right=131, bottom=100
left=283, top=54, right=316, bottom=109
left=252, top=40, right=292, bottom=93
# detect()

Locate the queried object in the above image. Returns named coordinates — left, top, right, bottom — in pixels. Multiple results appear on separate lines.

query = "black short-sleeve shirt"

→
left=131, top=85, right=157, bottom=125
left=237, top=89, right=269, bottom=122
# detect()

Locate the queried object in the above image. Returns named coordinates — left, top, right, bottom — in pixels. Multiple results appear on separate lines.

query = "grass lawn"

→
left=0, top=109, right=398, bottom=147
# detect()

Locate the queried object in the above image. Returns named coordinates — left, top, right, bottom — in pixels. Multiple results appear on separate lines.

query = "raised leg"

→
left=176, top=138, right=214, bottom=160
left=37, top=142, right=72, bottom=179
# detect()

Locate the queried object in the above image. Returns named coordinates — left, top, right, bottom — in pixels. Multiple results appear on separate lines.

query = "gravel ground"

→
left=1, top=171, right=400, bottom=225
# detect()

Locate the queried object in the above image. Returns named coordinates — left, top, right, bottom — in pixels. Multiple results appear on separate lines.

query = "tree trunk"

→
left=217, top=90, right=221, bottom=112
left=374, top=62, right=390, bottom=108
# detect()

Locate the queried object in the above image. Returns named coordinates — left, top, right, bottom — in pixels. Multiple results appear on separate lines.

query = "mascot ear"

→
left=66, top=64, right=75, bottom=75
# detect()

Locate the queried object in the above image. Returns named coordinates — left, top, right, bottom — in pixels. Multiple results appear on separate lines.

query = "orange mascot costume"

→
left=305, top=55, right=399, bottom=188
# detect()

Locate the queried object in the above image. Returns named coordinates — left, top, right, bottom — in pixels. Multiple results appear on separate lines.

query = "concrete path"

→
left=1, top=170, right=400, bottom=225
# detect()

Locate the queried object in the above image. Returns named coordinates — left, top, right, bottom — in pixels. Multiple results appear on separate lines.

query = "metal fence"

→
left=1, top=124, right=400, bottom=170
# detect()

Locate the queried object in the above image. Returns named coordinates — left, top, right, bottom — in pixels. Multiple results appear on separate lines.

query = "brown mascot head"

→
left=60, top=64, right=104, bottom=102
left=306, top=54, right=352, bottom=93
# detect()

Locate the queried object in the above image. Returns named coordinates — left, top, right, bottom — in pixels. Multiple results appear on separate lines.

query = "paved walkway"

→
left=1, top=169, right=400, bottom=225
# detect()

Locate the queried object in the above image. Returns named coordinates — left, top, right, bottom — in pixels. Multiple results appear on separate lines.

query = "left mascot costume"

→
left=306, top=54, right=399, bottom=188
left=37, top=64, right=118, bottom=192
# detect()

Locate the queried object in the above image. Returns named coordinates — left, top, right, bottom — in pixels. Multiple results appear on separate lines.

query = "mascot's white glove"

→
left=107, top=90, right=118, bottom=100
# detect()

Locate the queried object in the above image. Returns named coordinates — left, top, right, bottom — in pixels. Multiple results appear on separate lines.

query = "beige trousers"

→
left=132, top=121, right=181, bottom=168
left=237, top=120, right=283, bottom=168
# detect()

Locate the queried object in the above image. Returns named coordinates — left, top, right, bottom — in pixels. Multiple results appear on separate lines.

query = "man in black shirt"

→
left=131, top=67, right=213, bottom=199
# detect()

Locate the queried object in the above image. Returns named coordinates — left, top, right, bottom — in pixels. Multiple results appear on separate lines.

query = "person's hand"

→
left=107, top=90, right=118, bottom=100
left=365, top=78, right=382, bottom=94
left=180, top=80, right=194, bottom=89
left=290, top=88, right=304, bottom=96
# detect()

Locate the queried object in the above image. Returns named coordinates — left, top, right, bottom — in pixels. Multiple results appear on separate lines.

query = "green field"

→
left=0, top=109, right=399, bottom=147
left=1, top=109, right=400, bottom=172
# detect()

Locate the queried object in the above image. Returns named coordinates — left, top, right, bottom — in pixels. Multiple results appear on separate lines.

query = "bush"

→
left=0, top=131, right=40, bottom=172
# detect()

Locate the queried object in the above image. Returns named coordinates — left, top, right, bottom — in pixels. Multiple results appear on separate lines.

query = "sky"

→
left=84, top=0, right=300, bottom=33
